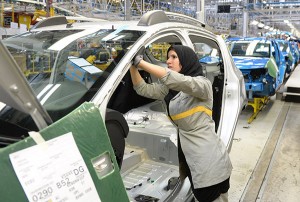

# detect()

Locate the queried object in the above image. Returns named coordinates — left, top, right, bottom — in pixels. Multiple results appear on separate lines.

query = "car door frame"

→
left=91, top=27, right=192, bottom=119
left=186, top=30, right=246, bottom=150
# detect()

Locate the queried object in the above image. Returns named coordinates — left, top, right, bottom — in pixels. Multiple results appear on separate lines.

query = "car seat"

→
left=105, top=108, right=129, bottom=168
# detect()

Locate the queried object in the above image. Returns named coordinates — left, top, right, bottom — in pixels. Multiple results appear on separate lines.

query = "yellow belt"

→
left=170, top=106, right=212, bottom=121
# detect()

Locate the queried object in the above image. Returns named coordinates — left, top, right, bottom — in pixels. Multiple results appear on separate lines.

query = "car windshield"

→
left=230, top=41, right=270, bottom=57
left=1, top=28, right=144, bottom=129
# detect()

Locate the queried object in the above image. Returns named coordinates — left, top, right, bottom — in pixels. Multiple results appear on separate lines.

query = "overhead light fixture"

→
left=284, top=20, right=289, bottom=24
left=269, top=27, right=274, bottom=31
left=251, top=20, right=259, bottom=25
left=264, top=26, right=270, bottom=29
left=258, top=22, right=264, bottom=28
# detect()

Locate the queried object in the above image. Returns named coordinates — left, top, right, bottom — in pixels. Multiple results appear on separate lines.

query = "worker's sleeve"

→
left=133, top=79, right=169, bottom=100
left=160, top=70, right=213, bottom=100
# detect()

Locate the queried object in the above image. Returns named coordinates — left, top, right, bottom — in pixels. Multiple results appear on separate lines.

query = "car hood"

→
left=233, top=57, right=269, bottom=69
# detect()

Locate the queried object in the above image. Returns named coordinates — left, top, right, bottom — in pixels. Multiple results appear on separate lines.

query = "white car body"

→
left=0, top=10, right=246, bottom=201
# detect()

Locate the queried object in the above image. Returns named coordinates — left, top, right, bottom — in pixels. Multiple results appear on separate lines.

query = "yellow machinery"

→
left=0, top=1, right=4, bottom=27
left=93, top=52, right=111, bottom=70
left=247, top=96, right=270, bottom=124
left=18, top=14, right=32, bottom=29
left=31, top=7, right=55, bottom=24
left=150, top=43, right=170, bottom=62
left=23, top=53, right=52, bottom=77
left=86, top=51, right=111, bottom=71
left=0, top=2, right=54, bottom=28
left=86, top=55, right=97, bottom=64
left=12, top=53, right=52, bottom=78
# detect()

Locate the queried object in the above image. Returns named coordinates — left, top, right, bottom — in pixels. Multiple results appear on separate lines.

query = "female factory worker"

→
left=130, top=45, right=232, bottom=202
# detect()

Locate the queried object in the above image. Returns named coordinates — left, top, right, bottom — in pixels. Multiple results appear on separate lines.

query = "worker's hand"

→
left=133, top=55, right=143, bottom=67
left=132, top=47, right=145, bottom=67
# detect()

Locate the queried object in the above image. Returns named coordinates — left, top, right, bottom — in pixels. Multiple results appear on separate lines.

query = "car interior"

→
left=0, top=34, right=225, bottom=174
left=105, top=37, right=225, bottom=171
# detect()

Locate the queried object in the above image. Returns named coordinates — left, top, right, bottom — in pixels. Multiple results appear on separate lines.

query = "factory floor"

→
left=229, top=66, right=300, bottom=202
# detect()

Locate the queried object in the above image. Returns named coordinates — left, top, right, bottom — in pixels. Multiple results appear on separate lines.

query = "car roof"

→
left=30, top=10, right=214, bottom=51
left=31, top=10, right=210, bottom=35
left=229, top=37, right=271, bottom=44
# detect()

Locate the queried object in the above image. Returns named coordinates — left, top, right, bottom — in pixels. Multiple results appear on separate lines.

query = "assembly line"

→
left=1, top=0, right=300, bottom=202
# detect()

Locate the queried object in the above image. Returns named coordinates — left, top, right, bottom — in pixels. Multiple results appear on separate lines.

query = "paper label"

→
left=9, top=132, right=101, bottom=202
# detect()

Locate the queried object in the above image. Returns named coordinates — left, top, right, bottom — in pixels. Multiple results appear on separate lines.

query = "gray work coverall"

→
left=133, top=70, right=232, bottom=189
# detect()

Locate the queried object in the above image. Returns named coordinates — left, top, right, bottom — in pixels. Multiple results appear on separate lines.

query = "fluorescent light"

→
left=269, top=27, right=274, bottom=31
left=264, top=26, right=270, bottom=29
left=251, top=20, right=259, bottom=25
left=258, top=22, right=264, bottom=28
left=284, top=20, right=289, bottom=24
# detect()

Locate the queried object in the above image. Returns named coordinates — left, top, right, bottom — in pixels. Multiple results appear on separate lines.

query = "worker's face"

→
left=167, top=50, right=182, bottom=72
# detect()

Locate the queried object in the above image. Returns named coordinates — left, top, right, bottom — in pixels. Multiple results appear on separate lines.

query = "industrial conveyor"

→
left=283, top=65, right=300, bottom=103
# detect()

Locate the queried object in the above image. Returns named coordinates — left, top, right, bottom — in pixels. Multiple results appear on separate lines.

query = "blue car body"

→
left=199, top=56, right=220, bottom=64
left=276, top=39, right=296, bottom=73
left=290, top=41, right=300, bottom=65
left=227, top=37, right=286, bottom=99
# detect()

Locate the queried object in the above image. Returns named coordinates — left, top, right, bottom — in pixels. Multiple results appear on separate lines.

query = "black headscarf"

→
left=164, top=45, right=203, bottom=106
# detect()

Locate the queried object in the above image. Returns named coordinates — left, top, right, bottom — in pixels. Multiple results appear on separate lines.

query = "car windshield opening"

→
left=231, top=41, right=270, bottom=58
left=1, top=29, right=145, bottom=132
